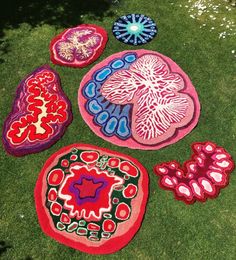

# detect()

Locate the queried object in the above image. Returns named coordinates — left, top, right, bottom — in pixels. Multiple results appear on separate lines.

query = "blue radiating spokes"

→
left=112, top=14, right=158, bottom=45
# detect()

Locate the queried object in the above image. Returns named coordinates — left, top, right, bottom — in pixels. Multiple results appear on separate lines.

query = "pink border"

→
left=34, top=143, right=149, bottom=254
left=78, top=50, right=201, bottom=150
left=50, top=24, right=108, bottom=68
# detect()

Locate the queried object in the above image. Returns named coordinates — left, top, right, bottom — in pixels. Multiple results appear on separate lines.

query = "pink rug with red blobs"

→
left=50, top=24, right=108, bottom=68
left=154, top=141, right=234, bottom=204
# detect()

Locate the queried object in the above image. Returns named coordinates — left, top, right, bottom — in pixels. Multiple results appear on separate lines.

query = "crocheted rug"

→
left=2, top=65, right=72, bottom=156
left=112, top=14, right=157, bottom=45
left=50, top=24, right=108, bottom=68
left=154, top=141, right=234, bottom=204
left=34, top=144, right=149, bottom=254
left=78, top=50, right=201, bottom=150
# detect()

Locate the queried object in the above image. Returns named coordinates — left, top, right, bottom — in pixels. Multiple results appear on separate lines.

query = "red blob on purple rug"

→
left=78, top=50, right=201, bottom=150
left=154, top=141, right=234, bottom=204
left=50, top=24, right=108, bottom=68
left=34, top=144, right=149, bottom=254
left=2, top=65, right=72, bottom=156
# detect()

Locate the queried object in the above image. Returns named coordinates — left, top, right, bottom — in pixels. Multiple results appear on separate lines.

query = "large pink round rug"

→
left=78, top=50, right=201, bottom=150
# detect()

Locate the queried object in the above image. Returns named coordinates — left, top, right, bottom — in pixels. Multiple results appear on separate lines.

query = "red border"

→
left=153, top=141, right=235, bottom=204
left=78, top=50, right=201, bottom=150
left=34, top=143, right=149, bottom=254
left=50, top=24, right=108, bottom=68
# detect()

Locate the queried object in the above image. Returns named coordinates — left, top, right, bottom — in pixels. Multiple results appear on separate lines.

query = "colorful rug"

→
left=34, top=144, right=149, bottom=254
left=50, top=24, right=108, bottom=68
left=78, top=50, right=201, bottom=150
left=112, top=14, right=157, bottom=45
left=154, top=141, right=234, bottom=204
left=2, top=65, right=72, bottom=156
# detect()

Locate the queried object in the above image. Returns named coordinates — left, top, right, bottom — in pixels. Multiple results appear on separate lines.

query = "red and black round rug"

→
left=34, top=144, right=149, bottom=254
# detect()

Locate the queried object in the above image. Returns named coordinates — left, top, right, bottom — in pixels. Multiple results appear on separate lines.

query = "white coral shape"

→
left=101, top=54, right=195, bottom=145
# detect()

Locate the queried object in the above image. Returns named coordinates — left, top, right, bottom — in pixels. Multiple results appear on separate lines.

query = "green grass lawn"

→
left=0, top=0, right=236, bottom=259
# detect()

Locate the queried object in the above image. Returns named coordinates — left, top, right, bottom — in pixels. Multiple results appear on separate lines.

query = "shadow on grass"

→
left=0, top=0, right=117, bottom=62
left=0, top=241, right=12, bottom=256
left=0, top=0, right=115, bottom=37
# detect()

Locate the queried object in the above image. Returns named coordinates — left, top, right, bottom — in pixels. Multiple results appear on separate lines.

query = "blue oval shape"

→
left=104, top=117, right=118, bottom=135
left=95, top=67, right=112, bottom=82
left=88, top=100, right=102, bottom=115
left=124, top=54, right=137, bottom=63
left=111, top=59, right=125, bottom=69
left=117, top=117, right=131, bottom=139
left=95, top=111, right=110, bottom=125
left=83, top=81, right=96, bottom=98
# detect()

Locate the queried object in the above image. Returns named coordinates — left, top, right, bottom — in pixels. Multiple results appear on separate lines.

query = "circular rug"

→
left=50, top=24, right=108, bottom=68
left=78, top=50, right=201, bottom=150
left=154, top=141, right=234, bottom=204
left=2, top=65, right=72, bottom=156
left=112, top=14, right=157, bottom=45
left=34, top=144, right=149, bottom=254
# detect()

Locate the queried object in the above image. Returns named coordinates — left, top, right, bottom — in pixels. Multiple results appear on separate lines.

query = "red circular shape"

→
left=115, top=203, right=131, bottom=220
left=48, top=188, right=57, bottom=201
left=47, top=169, right=64, bottom=186
left=70, top=154, right=78, bottom=161
left=119, top=161, right=138, bottom=177
left=107, top=158, right=120, bottom=168
left=80, top=151, right=99, bottom=163
left=60, top=213, right=71, bottom=224
left=34, top=143, right=149, bottom=254
left=124, top=175, right=130, bottom=180
left=61, top=159, right=69, bottom=167
left=102, top=219, right=116, bottom=233
left=123, top=184, right=137, bottom=198
left=112, top=197, right=119, bottom=204
left=51, top=202, right=62, bottom=216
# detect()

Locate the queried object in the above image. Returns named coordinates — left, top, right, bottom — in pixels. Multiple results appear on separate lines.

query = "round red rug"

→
left=34, top=144, right=149, bottom=254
